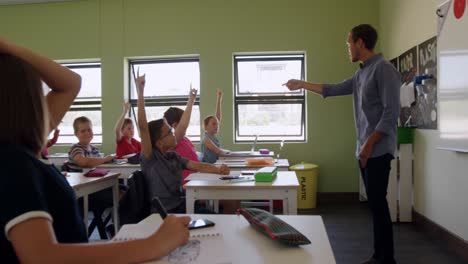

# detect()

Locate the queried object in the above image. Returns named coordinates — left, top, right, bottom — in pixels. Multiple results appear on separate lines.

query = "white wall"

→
left=379, top=0, right=468, bottom=241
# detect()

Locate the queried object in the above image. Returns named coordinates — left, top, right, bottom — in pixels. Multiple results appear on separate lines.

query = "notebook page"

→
left=151, top=232, right=230, bottom=264
left=113, top=215, right=231, bottom=264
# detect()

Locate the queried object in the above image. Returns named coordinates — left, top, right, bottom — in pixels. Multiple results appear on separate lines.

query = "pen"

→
left=151, top=197, right=168, bottom=219
left=228, top=177, right=255, bottom=183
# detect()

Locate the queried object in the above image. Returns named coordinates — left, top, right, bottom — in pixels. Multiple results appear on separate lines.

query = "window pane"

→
left=132, top=105, right=201, bottom=142
left=55, top=110, right=102, bottom=144
left=42, top=66, right=101, bottom=98
left=68, top=66, right=101, bottom=98
left=43, top=63, right=103, bottom=144
left=237, top=104, right=303, bottom=140
left=237, top=59, right=302, bottom=94
left=130, top=61, right=200, bottom=98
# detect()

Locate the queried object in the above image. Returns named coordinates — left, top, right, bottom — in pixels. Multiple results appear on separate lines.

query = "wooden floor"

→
left=300, top=202, right=466, bottom=264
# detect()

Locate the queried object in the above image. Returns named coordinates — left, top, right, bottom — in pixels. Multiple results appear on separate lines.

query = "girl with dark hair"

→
left=0, top=37, right=190, bottom=263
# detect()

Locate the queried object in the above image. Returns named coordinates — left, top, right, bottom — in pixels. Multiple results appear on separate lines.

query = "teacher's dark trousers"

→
left=359, top=153, right=396, bottom=264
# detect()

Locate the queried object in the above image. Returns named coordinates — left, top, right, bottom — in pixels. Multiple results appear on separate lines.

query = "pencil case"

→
left=254, top=166, right=277, bottom=182
left=245, top=157, right=274, bottom=166
left=84, top=168, right=109, bottom=177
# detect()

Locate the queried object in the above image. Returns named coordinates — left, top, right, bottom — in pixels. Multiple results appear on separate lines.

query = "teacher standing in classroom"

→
left=285, top=24, right=401, bottom=264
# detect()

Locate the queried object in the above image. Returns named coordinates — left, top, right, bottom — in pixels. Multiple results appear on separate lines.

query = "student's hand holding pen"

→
left=150, top=215, right=191, bottom=257
left=218, top=164, right=230, bottom=175
left=283, top=79, right=304, bottom=91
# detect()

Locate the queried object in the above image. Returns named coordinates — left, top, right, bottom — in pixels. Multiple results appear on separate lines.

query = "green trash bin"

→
left=289, top=163, right=318, bottom=209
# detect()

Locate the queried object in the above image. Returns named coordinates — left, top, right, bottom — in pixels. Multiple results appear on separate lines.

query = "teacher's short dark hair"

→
left=351, top=24, right=378, bottom=51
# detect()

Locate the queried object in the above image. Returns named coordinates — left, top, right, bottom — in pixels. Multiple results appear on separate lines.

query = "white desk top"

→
left=215, top=158, right=289, bottom=168
left=97, top=163, right=140, bottom=169
left=220, top=150, right=275, bottom=159
left=127, top=213, right=336, bottom=264
left=47, top=152, right=68, bottom=158
left=66, top=172, right=120, bottom=189
left=184, top=171, right=298, bottom=190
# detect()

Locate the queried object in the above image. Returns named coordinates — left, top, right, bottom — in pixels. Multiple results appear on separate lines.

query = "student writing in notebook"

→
left=201, top=89, right=226, bottom=163
left=0, top=37, right=190, bottom=263
left=163, top=87, right=199, bottom=182
left=135, top=72, right=230, bottom=213
left=114, top=102, right=141, bottom=159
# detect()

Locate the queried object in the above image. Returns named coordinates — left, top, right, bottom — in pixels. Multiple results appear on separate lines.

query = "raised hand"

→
left=135, top=70, right=146, bottom=95
left=217, top=89, right=223, bottom=99
left=123, top=102, right=131, bottom=112
left=189, top=87, right=198, bottom=100
left=283, top=79, right=304, bottom=91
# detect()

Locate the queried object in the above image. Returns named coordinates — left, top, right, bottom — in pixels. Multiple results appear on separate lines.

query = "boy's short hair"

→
left=163, top=107, right=184, bottom=126
left=0, top=53, right=46, bottom=154
left=351, top=24, right=378, bottom=51
left=122, top=118, right=133, bottom=130
left=73, top=116, right=92, bottom=134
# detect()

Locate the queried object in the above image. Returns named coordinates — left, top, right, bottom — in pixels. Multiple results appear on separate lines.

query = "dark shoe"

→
left=360, top=257, right=380, bottom=264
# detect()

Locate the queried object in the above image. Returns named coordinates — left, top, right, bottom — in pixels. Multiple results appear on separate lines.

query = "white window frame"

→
left=48, top=62, right=102, bottom=145
left=128, top=57, right=201, bottom=142
left=233, top=53, right=306, bottom=143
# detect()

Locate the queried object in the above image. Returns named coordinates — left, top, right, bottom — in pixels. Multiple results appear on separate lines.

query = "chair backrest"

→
left=118, top=170, right=151, bottom=225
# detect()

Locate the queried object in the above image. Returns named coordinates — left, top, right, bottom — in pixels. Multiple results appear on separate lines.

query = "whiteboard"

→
left=438, top=0, right=468, bottom=152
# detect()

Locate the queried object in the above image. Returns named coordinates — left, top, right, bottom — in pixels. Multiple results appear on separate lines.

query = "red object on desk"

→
left=454, top=0, right=466, bottom=19
left=84, top=169, right=110, bottom=177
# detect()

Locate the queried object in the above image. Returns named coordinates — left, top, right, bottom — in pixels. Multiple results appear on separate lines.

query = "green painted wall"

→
left=0, top=0, right=379, bottom=192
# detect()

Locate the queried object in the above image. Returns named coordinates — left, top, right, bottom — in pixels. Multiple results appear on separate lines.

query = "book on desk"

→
left=113, top=214, right=230, bottom=264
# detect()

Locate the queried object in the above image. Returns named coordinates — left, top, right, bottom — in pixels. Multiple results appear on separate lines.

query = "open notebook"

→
left=113, top=214, right=231, bottom=264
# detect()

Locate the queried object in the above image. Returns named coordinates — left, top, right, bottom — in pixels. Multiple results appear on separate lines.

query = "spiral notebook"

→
left=113, top=214, right=231, bottom=264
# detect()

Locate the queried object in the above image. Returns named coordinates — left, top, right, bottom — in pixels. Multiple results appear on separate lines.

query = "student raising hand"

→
left=135, top=71, right=154, bottom=160
left=114, top=102, right=131, bottom=142
left=114, top=101, right=141, bottom=158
